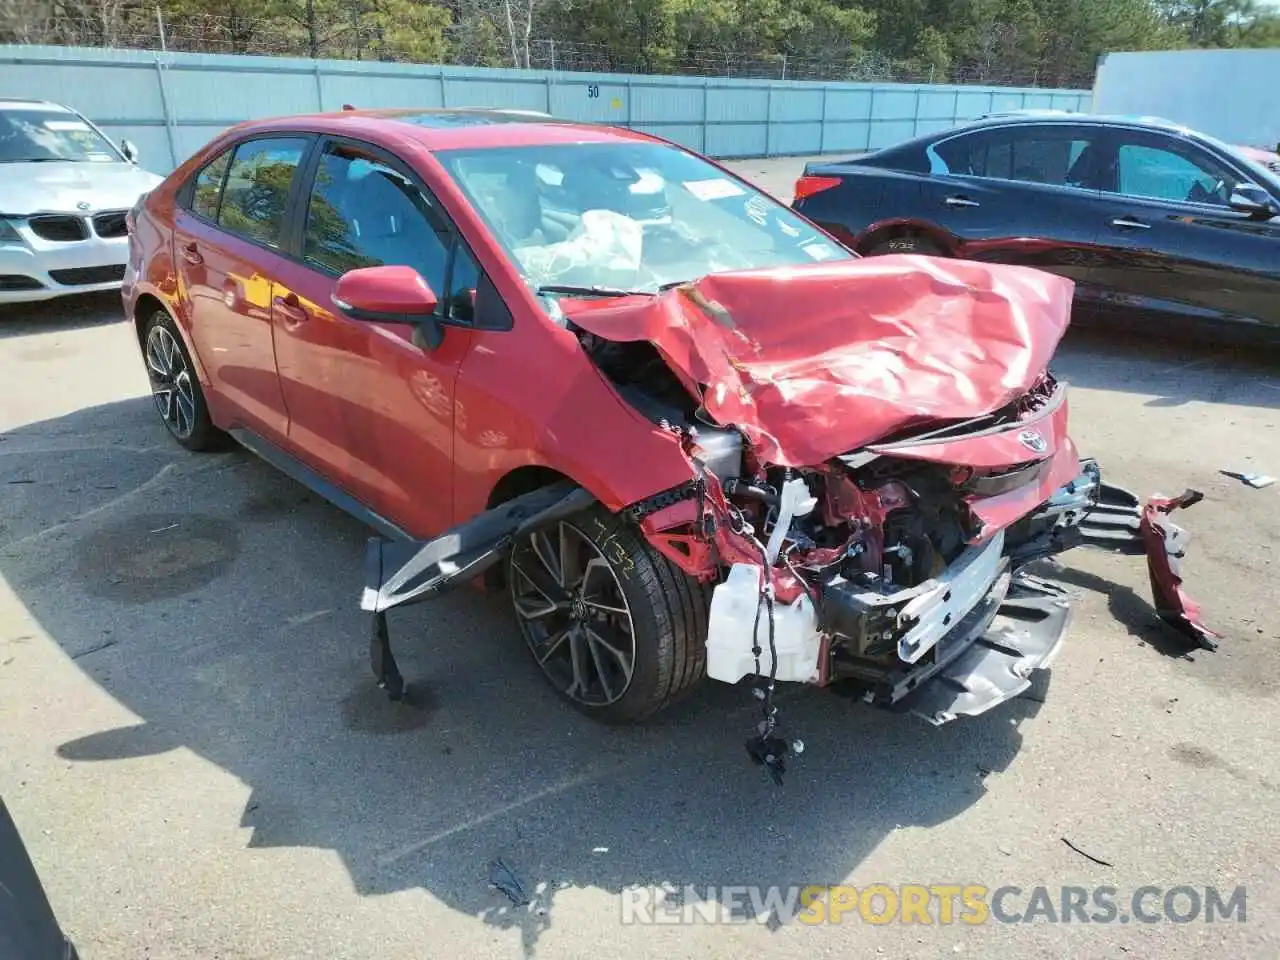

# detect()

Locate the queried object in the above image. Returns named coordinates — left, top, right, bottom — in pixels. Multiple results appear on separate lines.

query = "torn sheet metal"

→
left=362, top=483, right=594, bottom=614
left=1139, top=491, right=1221, bottom=651
left=564, top=255, right=1075, bottom=467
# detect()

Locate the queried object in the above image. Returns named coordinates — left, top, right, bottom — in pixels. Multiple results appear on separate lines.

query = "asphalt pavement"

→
left=2, top=156, right=1279, bottom=959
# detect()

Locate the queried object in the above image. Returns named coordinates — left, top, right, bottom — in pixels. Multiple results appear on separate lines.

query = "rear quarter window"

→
left=190, top=149, right=231, bottom=221
left=932, top=127, right=1093, bottom=186
left=216, top=137, right=309, bottom=247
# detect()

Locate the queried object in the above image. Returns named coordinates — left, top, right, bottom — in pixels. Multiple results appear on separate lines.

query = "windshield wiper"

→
left=535, top=284, right=656, bottom=299
left=0, top=157, right=75, bottom=164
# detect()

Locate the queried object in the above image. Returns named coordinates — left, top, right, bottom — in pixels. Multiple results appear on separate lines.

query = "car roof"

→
left=0, top=98, right=71, bottom=110
left=221, top=107, right=659, bottom=153
left=952, top=111, right=1197, bottom=137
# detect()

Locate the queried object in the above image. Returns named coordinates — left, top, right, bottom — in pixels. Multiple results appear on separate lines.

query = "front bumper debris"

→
left=1141, top=491, right=1221, bottom=650
left=827, top=458, right=1216, bottom=729
left=821, top=530, right=1008, bottom=668
left=895, top=573, right=1071, bottom=725
left=361, top=482, right=594, bottom=699
left=1004, top=459, right=1218, bottom=651
left=825, top=560, right=1070, bottom=724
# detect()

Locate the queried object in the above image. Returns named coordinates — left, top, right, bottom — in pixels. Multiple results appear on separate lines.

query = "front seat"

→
left=344, top=167, right=447, bottom=284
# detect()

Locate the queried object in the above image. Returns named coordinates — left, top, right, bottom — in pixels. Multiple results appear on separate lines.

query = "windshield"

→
left=435, top=141, right=851, bottom=295
left=0, top=105, right=122, bottom=163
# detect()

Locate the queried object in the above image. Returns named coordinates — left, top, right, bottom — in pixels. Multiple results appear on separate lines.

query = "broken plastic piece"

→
left=765, top=475, right=817, bottom=563
left=1007, top=466, right=1219, bottom=654
left=745, top=732, right=792, bottom=786
left=1139, top=490, right=1221, bottom=651
left=360, top=483, right=593, bottom=700
left=488, top=858, right=530, bottom=907
left=1221, top=470, right=1276, bottom=489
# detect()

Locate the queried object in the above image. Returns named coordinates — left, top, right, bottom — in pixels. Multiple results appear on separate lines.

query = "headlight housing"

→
left=0, top=218, right=21, bottom=243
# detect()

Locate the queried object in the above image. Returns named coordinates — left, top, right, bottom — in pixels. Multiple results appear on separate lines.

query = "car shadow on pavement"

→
left=0, top=292, right=126, bottom=339
left=2, top=397, right=1043, bottom=955
left=1055, top=326, right=1280, bottom=410
left=1028, top=561, right=1199, bottom=662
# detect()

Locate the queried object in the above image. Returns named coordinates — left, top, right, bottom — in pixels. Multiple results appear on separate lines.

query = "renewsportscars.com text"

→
left=620, top=884, right=1247, bottom=925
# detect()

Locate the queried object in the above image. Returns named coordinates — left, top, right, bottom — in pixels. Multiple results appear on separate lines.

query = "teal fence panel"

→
left=0, top=44, right=1091, bottom=174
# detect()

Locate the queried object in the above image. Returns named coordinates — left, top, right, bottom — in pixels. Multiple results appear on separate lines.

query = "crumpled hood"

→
left=565, top=255, right=1075, bottom=467
left=0, top=161, right=163, bottom=216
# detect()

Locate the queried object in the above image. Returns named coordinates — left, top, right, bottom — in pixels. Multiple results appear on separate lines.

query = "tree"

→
left=1037, top=0, right=1180, bottom=86
left=268, top=0, right=344, bottom=58
left=361, top=0, right=450, bottom=60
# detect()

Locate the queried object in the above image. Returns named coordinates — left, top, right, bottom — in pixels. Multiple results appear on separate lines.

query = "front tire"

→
left=142, top=309, right=226, bottom=452
left=507, top=506, right=709, bottom=724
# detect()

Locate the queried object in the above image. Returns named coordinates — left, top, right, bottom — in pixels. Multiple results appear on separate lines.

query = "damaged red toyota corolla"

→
left=123, top=109, right=1216, bottom=782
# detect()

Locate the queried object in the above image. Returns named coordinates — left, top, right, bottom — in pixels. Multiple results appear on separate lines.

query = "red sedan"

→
left=124, top=108, right=1214, bottom=776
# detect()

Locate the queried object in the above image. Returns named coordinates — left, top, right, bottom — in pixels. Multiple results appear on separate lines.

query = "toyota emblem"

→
left=76, top=201, right=91, bottom=211
left=1018, top=430, right=1048, bottom=454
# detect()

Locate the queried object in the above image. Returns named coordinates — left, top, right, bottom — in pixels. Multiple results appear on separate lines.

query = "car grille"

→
left=48, top=264, right=126, bottom=286
left=92, top=210, right=129, bottom=239
left=27, top=215, right=89, bottom=242
left=0, top=274, right=45, bottom=291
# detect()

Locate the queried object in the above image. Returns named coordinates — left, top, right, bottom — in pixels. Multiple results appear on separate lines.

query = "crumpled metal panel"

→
left=565, top=255, right=1075, bottom=468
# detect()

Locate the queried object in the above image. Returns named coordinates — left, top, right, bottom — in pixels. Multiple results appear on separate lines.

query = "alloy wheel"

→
left=509, top=521, right=637, bottom=707
left=145, top=325, right=197, bottom=441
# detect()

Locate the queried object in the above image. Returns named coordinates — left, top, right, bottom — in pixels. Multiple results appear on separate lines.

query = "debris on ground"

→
left=1061, top=837, right=1113, bottom=867
left=488, top=858, right=531, bottom=907
left=1221, top=470, right=1276, bottom=489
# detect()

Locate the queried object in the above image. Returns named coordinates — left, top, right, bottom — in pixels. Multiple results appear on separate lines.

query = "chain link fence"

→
left=0, top=1, right=1091, bottom=87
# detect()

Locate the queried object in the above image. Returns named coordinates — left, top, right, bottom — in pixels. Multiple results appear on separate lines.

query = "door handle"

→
left=272, top=294, right=309, bottom=326
left=182, top=242, right=203, bottom=265
left=945, top=195, right=980, bottom=208
left=1110, top=217, right=1150, bottom=230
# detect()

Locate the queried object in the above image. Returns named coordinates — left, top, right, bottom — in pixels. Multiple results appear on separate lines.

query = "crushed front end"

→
left=624, top=371, right=1215, bottom=783
left=565, top=258, right=1217, bottom=779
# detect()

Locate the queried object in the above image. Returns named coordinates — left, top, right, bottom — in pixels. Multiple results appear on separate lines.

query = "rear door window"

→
left=934, top=126, right=1100, bottom=188
left=190, top=149, right=231, bottom=221
left=216, top=137, right=309, bottom=247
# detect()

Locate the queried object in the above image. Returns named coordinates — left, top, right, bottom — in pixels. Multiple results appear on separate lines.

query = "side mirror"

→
left=120, top=139, right=139, bottom=164
left=332, top=265, right=444, bottom=346
left=1229, top=182, right=1278, bottom=219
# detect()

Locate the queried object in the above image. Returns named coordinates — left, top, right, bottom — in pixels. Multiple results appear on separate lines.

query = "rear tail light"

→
left=793, top=175, right=843, bottom=204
